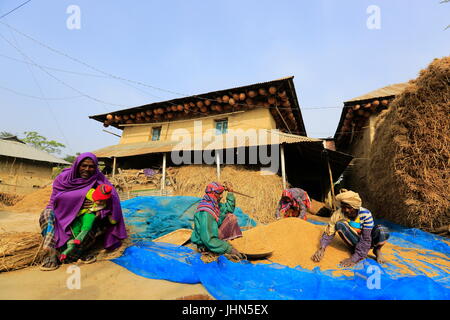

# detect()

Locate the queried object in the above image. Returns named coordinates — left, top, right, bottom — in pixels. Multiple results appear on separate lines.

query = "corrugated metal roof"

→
left=92, top=130, right=321, bottom=158
left=0, top=139, right=71, bottom=165
left=345, top=82, right=409, bottom=103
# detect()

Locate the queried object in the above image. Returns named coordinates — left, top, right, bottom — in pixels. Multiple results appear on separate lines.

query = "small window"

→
left=152, top=127, right=161, bottom=141
left=215, top=119, right=228, bottom=135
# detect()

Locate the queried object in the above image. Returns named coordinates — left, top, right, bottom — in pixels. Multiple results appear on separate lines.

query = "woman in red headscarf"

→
left=190, top=182, right=243, bottom=256
left=275, top=188, right=311, bottom=220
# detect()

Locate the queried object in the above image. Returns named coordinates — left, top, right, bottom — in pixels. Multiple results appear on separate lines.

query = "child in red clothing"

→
left=59, top=184, right=115, bottom=262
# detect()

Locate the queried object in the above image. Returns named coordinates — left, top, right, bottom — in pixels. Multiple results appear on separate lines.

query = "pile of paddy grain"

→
left=170, top=165, right=285, bottom=224
left=6, top=185, right=52, bottom=214
left=230, top=217, right=351, bottom=271
left=367, top=57, right=450, bottom=231
left=228, top=217, right=450, bottom=278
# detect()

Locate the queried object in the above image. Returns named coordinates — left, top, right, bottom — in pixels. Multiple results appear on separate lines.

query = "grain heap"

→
left=230, top=217, right=350, bottom=271
left=170, top=165, right=285, bottom=224
left=367, top=57, right=450, bottom=231
left=229, top=217, right=450, bottom=278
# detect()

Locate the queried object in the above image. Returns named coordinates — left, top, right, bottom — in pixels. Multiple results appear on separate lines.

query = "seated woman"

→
left=190, top=182, right=243, bottom=257
left=275, top=188, right=311, bottom=220
left=59, top=184, right=116, bottom=262
left=39, top=153, right=127, bottom=271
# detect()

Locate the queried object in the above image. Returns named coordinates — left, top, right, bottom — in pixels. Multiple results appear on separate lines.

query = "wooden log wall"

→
left=338, top=98, right=393, bottom=141
left=102, top=85, right=301, bottom=133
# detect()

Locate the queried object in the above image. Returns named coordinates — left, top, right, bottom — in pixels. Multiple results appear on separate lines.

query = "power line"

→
left=0, top=0, right=32, bottom=20
left=3, top=25, right=75, bottom=154
left=0, top=32, right=129, bottom=109
left=0, top=53, right=110, bottom=78
left=0, top=84, right=84, bottom=100
left=0, top=21, right=345, bottom=112
left=0, top=20, right=186, bottom=97
left=0, top=52, right=167, bottom=105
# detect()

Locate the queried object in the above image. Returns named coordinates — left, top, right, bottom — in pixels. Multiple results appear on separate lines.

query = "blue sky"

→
left=0, top=0, right=449, bottom=157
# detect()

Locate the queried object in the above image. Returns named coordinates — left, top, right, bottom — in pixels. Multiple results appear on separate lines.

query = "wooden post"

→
left=326, top=152, right=336, bottom=211
left=216, top=151, right=221, bottom=180
left=369, top=115, right=375, bottom=145
left=161, top=153, right=167, bottom=194
left=112, top=157, right=117, bottom=177
left=280, top=144, right=286, bottom=190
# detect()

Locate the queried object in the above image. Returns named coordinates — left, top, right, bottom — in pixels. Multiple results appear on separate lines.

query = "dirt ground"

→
left=0, top=261, right=211, bottom=300
left=0, top=210, right=211, bottom=300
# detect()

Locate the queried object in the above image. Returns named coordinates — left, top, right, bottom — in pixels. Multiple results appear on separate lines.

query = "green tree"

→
left=0, top=131, right=14, bottom=138
left=22, top=131, right=66, bottom=155
left=443, top=0, right=450, bottom=29
left=64, top=152, right=81, bottom=163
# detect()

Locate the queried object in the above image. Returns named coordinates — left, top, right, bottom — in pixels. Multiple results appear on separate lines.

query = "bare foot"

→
left=40, top=255, right=60, bottom=271
left=373, top=247, right=386, bottom=264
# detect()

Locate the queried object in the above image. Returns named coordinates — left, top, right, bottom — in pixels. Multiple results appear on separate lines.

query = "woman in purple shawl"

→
left=39, top=152, right=127, bottom=271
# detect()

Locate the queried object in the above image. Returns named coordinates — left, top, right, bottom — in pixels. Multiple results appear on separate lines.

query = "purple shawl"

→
left=47, top=152, right=127, bottom=250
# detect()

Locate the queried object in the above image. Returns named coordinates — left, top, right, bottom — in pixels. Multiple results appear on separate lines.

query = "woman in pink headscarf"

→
left=190, top=182, right=243, bottom=257
left=275, top=188, right=311, bottom=220
left=39, top=153, right=127, bottom=271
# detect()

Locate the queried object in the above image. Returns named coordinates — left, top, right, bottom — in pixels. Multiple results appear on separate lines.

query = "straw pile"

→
left=367, top=57, right=450, bottom=231
left=0, top=232, right=44, bottom=272
left=0, top=192, right=24, bottom=208
left=169, top=165, right=285, bottom=224
left=6, top=186, right=52, bottom=214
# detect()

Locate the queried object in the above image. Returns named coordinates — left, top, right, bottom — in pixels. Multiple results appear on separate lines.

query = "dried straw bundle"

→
left=170, top=165, right=285, bottom=224
left=0, top=192, right=24, bottom=207
left=0, top=232, right=44, bottom=272
left=6, top=186, right=52, bottom=214
left=367, top=57, right=450, bottom=230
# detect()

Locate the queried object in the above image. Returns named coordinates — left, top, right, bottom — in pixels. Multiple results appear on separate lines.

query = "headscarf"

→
left=195, top=182, right=225, bottom=222
left=279, top=188, right=311, bottom=219
left=336, top=189, right=362, bottom=209
left=48, top=152, right=127, bottom=249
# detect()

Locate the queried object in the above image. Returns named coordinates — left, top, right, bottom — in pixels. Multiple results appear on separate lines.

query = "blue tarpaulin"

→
left=114, top=196, right=450, bottom=300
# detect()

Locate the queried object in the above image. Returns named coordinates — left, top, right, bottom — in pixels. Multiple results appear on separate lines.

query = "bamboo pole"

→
left=327, top=157, right=336, bottom=211
left=112, top=157, right=117, bottom=178
left=161, top=153, right=167, bottom=194
left=216, top=151, right=221, bottom=180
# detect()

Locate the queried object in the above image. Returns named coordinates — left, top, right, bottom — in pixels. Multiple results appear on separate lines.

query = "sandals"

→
left=39, top=256, right=60, bottom=271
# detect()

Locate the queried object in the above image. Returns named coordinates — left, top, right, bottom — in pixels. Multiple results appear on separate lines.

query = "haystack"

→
left=0, top=192, right=24, bottom=208
left=367, top=57, right=450, bottom=230
left=0, top=232, right=44, bottom=272
left=169, top=165, right=285, bottom=224
left=0, top=231, right=131, bottom=272
left=6, top=186, right=52, bottom=214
